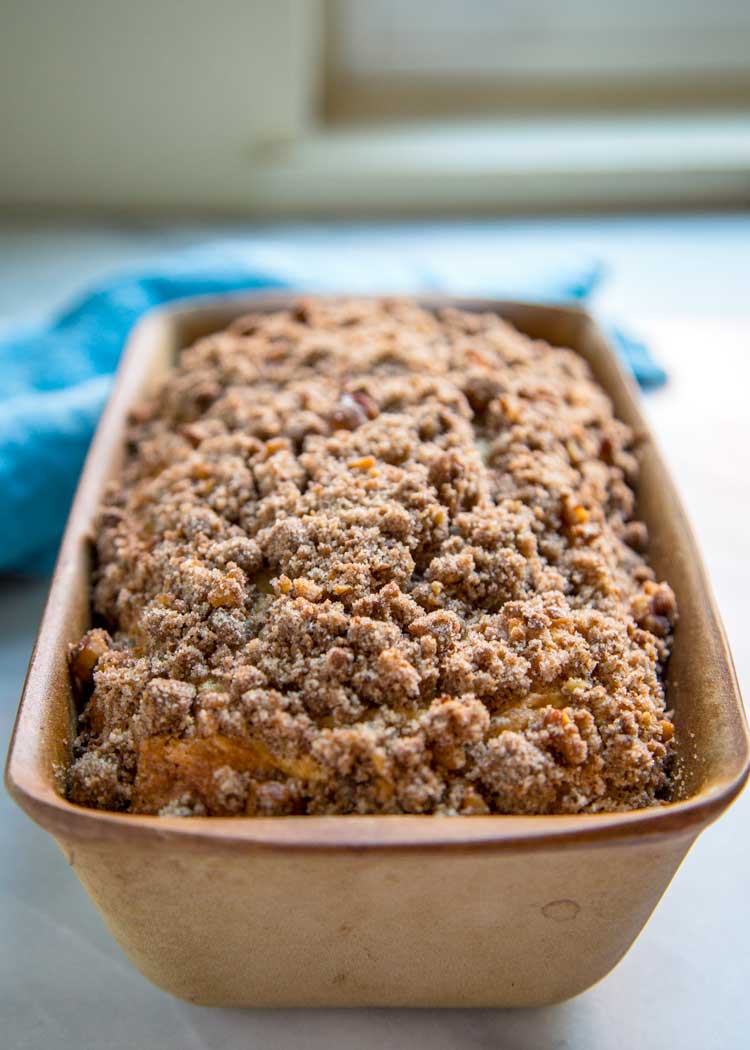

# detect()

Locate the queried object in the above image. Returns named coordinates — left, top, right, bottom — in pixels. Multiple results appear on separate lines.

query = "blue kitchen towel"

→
left=0, top=239, right=665, bottom=574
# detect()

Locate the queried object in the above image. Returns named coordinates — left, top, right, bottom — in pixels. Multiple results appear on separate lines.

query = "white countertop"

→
left=1, top=217, right=748, bottom=1049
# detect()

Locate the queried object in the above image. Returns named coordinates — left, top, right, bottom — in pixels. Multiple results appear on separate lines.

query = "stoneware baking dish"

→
left=6, top=294, right=749, bottom=1008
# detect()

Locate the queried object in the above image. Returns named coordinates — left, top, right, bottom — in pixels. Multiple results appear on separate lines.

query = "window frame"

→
left=322, top=0, right=750, bottom=125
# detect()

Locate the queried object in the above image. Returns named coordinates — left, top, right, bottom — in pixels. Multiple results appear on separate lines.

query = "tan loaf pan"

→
left=6, top=295, right=749, bottom=1008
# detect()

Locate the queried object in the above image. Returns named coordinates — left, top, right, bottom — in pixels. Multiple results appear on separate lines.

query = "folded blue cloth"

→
left=0, top=240, right=665, bottom=574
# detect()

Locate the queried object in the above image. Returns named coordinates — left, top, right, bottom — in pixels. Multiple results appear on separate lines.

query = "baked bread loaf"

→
left=68, top=299, right=676, bottom=815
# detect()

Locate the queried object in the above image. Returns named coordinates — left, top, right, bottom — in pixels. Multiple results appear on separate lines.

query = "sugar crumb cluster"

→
left=68, top=299, right=676, bottom=815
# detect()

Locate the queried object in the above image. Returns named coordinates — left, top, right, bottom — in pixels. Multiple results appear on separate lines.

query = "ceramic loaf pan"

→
left=6, top=295, right=749, bottom=1008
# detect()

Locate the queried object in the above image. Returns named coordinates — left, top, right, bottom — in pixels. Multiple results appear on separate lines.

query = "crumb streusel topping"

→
left=68, top=299, right=676, bottom=816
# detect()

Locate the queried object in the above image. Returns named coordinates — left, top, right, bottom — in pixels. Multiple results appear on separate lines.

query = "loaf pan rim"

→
left=6, top=293, right=748, bottom=854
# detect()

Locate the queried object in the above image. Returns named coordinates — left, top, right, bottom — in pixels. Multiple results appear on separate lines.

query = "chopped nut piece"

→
left=293, top=577, right=323, bottom=602
left=207, top=570, right=245, bottom=609
left=330, top=391, right=379, bottom=430
left=351, top=390, right=379, bottom=419
left=623, top=520, right=649, bottom=552
left=69, top=629, right=112, bottom=685
left=660, top=719, right=675, bottom=742
left=348, top=455, right=377, bottom=470
left=562, top=498, right=590, bottom=526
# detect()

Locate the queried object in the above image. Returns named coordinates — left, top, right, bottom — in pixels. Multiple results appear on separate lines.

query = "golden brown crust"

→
left=68, top=299, right=676, bottom=816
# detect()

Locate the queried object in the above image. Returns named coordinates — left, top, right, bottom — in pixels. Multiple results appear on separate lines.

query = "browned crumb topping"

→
left=68, top=299, right=677, bottom=816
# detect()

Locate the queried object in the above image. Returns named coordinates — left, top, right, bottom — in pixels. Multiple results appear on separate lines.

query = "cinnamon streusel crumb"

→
left=68, top=299, right=676, bottom=815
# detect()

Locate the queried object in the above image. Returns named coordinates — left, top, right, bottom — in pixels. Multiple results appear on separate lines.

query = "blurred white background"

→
left=1, top=0, right=749, bottom=216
